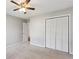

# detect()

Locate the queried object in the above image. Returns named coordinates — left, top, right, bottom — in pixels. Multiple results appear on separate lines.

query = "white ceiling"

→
left=6, top=0, right=73, bottom=19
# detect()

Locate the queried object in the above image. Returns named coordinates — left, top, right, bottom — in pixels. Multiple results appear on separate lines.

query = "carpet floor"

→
left=6, top=42, right=73, bottom=59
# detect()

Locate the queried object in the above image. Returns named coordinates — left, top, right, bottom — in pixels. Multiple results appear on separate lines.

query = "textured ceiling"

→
left=6, top=0, right=73, bottom=19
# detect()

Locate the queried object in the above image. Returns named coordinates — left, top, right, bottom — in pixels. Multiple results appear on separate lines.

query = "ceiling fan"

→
left=10, top=0, right=35, bottom=14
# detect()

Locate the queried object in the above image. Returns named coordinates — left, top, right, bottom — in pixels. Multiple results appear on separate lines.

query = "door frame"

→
left=45, top=14, right=71, bottom=53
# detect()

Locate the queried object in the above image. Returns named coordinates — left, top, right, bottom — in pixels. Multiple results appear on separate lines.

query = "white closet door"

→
left=56, top=17, right=68, bottom=52
left=46, top=20, right=51, bottom=48
left=46, top=16, right=68, bottom=52
left=62, top=17, right=68, bottom=52
left=46, top=19, right=56, bottom=49
left=56, top=18, right=63, bottom=51
left=23, top=23, right=29, bottom=42
left=50, top=20, right=56, bottom=49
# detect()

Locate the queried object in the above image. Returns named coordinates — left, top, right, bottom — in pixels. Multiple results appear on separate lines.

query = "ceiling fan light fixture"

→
left=11, top=0, right=35, bottom=14
left=19, top=8, right=26, bottom=12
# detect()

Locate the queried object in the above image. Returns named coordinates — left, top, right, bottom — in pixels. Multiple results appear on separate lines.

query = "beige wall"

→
left=6, top=15, right=27, bottom=46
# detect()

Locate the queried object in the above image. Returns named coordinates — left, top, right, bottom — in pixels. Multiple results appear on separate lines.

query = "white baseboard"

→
left=69, top=51, right=73, bottom=55
left=30, top=42, right=45, bottom=47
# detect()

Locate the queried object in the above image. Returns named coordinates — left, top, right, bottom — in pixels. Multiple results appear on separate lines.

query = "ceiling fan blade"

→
left=27, top=7, right=35, bottom=10
left=26, top=0, right=30, bottom=4
left=11, top=0, right=20, bottom=6
left=13, top=8, right=20, bottom=11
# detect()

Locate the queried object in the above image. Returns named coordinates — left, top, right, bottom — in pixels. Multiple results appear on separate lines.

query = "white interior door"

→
left=23, top=23, right=29, bottom=42
left=46, top=19, right=56, bottom=49
left=56, top=18, right=63, bottom=51
left=46, top=16, right=69, bottom=52
left=56, top=17, right=68, bottom=52
left=61, top=17, right=68, bottom=52
left=50, top=20, right=56, bottom=49
left=46, top=20, right=51, bottom=48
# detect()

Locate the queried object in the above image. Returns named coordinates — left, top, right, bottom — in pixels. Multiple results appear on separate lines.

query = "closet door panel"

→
left=56, top=18, right=63, bottom=51
left=62, top=17, right=68, bottom=52
left=50, top=20, right=56, bottom=49
left=46, top=20, right=51, bottom=48
left=46, top=19, right=56, bottom=49
left=56, top=17, right=68, bottom=52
